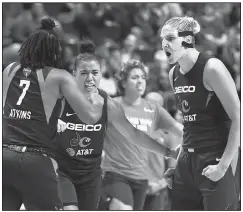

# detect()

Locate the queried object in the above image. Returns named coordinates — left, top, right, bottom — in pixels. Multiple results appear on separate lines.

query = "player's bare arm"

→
left=202, top=58, right=240, bottom=180
left=106, top=96, right=167, bottom=155
left=156, top=105, right=183, bottom=150
left=204, top=59, right=240, bottom=167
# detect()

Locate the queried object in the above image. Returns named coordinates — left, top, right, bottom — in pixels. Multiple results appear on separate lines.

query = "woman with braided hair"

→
left=160, top=16, right=240, bottom=210
left=3, top=18, right=108, bottom=210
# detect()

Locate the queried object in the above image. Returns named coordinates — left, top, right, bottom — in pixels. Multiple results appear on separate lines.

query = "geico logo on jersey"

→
left=66, top=122, right=102, bottom=131
left=9, top=109, right=31, bottom=119
left=175, top=86, right=196, bottom=94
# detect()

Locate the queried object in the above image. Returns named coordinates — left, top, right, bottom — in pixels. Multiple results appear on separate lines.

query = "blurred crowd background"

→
left=3, top=2, right=241, bottom=117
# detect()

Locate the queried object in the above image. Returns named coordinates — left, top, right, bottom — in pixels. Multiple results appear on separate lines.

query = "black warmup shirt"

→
left=56, top=89, right=108, bottom=183
left=3, top=63, right=61, bottom=150
left=172, top=53, right=231, bottom=150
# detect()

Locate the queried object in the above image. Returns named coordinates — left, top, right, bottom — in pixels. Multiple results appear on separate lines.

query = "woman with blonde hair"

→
left=160, top=16, right=240, bottom=210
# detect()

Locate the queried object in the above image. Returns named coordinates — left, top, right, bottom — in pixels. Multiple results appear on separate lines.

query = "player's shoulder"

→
left=45, top=67, right=71, bottom=81
left=3, top=62, right=20, bottom=75
left=143, top=98, right=158, bottom=111
left=205, top=57, right=223, bottom=69
left=204, top=57, right=226, bottom=76
left=48, top=67, right=69, bottom=75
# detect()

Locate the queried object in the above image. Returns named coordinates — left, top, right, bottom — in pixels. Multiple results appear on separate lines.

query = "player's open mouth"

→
left=85, top=84, right=95, bottom=89
left=165, top=51, right=171, bottom=57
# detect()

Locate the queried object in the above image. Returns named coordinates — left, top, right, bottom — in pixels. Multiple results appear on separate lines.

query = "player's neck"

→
left=178, top=49, right=200, bottom=74
left=122, top=95, right=142, bottom=106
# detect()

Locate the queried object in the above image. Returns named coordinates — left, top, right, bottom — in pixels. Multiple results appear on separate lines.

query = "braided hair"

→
left=19, top=18, right=63, bottom=70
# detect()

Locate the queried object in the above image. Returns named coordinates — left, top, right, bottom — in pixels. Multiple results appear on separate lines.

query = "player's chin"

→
left=85, top=86, right=97, bottom=93
left=168, top=57, right=177, bottom=64
left=139, top=90, right=145, bottom=96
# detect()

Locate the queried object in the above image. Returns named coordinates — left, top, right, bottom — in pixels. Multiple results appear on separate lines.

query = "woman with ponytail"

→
left=56, top=40, right=109, bottom=210
left=56, top=40, right=183, bottom=210
left=160, top=16, right=240, bottom=210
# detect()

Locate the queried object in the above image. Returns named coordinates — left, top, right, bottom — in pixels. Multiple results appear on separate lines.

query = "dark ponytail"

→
left=75, top=40, right=100, bottom=69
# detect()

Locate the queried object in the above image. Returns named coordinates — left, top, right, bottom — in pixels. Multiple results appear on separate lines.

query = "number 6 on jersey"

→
left=16, top=80, right=30, bottom=105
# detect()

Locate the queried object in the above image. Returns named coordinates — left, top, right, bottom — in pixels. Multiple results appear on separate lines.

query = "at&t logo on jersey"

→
left=175, top=86, right=196, bottom=94
left=66, top=133, right=94, bottom=157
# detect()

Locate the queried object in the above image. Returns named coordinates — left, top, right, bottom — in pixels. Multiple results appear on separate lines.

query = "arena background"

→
left=3, top=3, right=240, bottom=114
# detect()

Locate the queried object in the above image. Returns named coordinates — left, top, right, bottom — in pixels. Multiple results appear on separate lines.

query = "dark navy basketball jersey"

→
left=3, top=63, right=62, bottom=149
left=55, top=89, right=108, bottom=180
left=172, top=53, right=231, bottom=150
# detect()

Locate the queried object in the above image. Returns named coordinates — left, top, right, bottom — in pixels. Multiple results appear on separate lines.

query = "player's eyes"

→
left=167, top=37, right=175, bottom=41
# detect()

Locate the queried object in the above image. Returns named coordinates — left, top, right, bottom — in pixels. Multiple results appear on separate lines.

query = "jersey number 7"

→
left=16, top=80, right=30, bottom=105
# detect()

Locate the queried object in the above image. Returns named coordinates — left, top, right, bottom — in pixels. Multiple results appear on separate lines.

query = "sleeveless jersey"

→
left=55, top=89, right=108, bottom=181
left=172, top=53, right=231, bottom=150
left=3, top=63, right=62, bottom=150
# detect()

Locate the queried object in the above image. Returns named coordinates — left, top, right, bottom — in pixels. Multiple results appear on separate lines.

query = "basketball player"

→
left=160, top=16, right=240, bottom=210
left=101, top=60, right=183, bottom=210
left=2, top=18, right=106, bottom=210
left=55, top=41, right=179, bottom=210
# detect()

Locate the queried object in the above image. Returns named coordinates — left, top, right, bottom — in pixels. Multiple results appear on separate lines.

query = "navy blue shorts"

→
left=171, top=149, right=238, bottom=210
left=58, top=169, right=102, bottom=210
left=3, top=147, right=62, bottom=210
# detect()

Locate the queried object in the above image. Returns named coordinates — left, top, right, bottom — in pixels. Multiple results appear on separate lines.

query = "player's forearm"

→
left=108, top=99, right=166, bottom=155
left=218, top=117, right=240, bottom=170
left=111, top=120, right=166, bottom=155
left=167, top=122, right=183, bottom=150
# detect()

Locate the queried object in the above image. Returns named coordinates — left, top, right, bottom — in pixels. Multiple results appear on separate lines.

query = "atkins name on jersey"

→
left=8, top=109, right=31, bottom=120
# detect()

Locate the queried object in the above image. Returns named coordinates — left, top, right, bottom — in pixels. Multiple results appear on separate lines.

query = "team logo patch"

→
left=23, top=68, right=31, bottom=77
left=66, top=148, right=75, bottom=157
left=181, top=100, right=190, bottom=113
left=70, top=132, right=81, bottom=146
left=79, top=137, right=91, bottom=148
